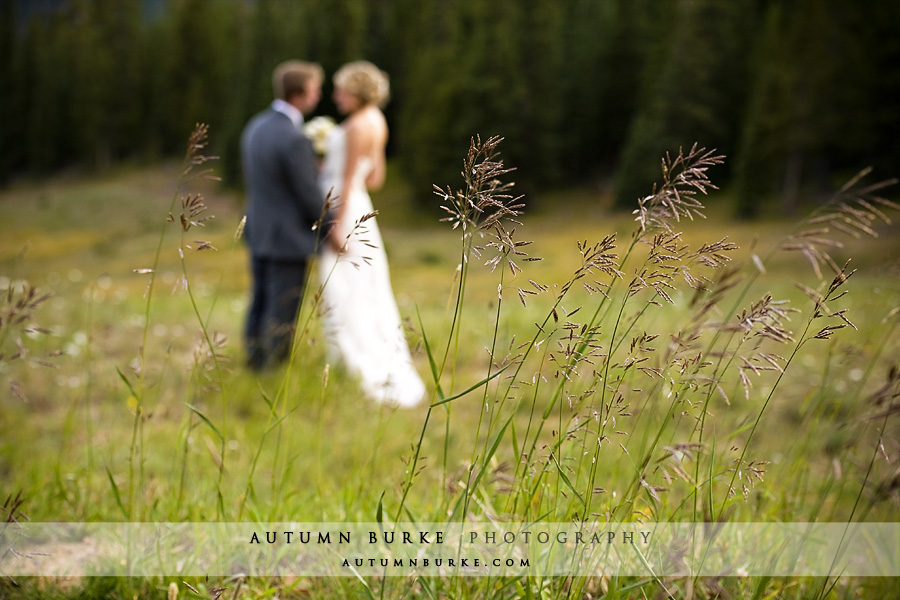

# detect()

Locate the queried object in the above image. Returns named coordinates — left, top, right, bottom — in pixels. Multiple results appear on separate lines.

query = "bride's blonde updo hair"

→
left=333, top=61, right=390, bottom=108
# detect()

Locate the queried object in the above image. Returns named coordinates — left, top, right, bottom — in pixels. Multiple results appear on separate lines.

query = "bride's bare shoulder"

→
left=346, top=108, right=387, bottom=145
left=364, top=107, right=388, bottom=142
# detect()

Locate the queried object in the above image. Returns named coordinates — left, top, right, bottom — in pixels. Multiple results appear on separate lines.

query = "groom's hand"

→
left=327, top=229, right=345, bottom=254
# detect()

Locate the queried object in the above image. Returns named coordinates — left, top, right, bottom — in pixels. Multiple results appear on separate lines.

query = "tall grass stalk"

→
left=4, top=124, right=900, bottom=598
left=123, top=124, right=218, bottom=520
left=176, top=202, right=232, bottom=517
left=819, top=361, right=900, bottom=599
left=387, top=138, right=897, bottom=598
left=81, top=281, right=97, bottom=517
left=237, top=193, right=334, bottom=520
left=394, top=136, right=528, bottom=524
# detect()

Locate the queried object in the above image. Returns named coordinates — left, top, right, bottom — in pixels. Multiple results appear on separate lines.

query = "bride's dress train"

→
left=317, top=127, right=425, bottom=407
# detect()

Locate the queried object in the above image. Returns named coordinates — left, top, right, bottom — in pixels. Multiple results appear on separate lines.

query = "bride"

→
left=317, top=61, right=426, bottom=408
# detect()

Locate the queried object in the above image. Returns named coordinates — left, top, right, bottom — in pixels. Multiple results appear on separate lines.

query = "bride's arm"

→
left=364, top=111, right=388, bottom=190
left=365, top=153, right=386, bottom=191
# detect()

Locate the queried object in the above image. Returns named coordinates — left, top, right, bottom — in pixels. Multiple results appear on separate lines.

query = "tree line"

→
left=2, top=0, right=897, bottom=216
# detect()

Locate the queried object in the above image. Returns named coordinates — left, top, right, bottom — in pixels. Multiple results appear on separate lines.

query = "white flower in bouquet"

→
left=303, top=116, right=336, bottom=157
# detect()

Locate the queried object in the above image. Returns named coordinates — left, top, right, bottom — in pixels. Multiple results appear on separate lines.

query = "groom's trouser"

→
left=245, top=256, right=308, bottom=369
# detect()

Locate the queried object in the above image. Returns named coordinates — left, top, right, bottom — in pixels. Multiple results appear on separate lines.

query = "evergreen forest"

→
left=2, top=0, right=898, bottom=216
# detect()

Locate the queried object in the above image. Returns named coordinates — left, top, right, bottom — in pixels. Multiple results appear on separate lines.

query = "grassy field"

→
left=1, top=138, right=899, bottom=598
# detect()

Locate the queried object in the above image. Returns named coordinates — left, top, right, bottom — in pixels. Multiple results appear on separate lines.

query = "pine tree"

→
left=167, top=0, right=239, bottom=150
left=562, top=0, right=657, bottom=182
left=138, top=11, right=177, bottom=158
left=733, top=4, right=792, bottom=218
left=395, top=0, right=461, bottom=203
left=22, top=12, right=69, bottom=172
left=837, top=2, right=900, bottom=178
left=734, top=0, right=858, bottom=216
left=615, top=0, right=755, bottom=208
left=308, top=0, right=367, bottom=73
left=65, top=0, right=142, bottom=169
left=218, top=0, right=264, bottom=186
left=0, top=0, right=20, bottom=181
left=513, top=0, right=567, bottom=192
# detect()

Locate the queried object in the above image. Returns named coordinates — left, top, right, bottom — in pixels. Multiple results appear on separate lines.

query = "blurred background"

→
left=2, top=4, right=900, bottom=574
left=2, top=0, right=899, bottom=216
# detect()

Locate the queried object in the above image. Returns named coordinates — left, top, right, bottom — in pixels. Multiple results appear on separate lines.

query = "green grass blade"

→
left=552, top=453, right=586, bottom=509
left=449, top=413, right=514, bottom=519
left=115, top=365, right=137, bottom=398
left=347, top=565, right=376, bottom=600
left=185, top=403, right=223, bottom=442
left=105, top=467, right=128, bottom=519
left=376, top=491, right=385, bottom=529
left=430, top=363, right=510, bottom=407
left=417, top=577, right=438, bottom=600
left=264, top=414, right=287, bottom=436
left=416, top=306, right=440, bottom=386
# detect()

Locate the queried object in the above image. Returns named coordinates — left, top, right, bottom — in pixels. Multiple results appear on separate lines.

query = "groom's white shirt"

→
left=271, top=99, right=304, bottom=131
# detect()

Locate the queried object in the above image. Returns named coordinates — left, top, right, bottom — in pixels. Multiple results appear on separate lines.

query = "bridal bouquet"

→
left=303, top=116, right=336, bottom=157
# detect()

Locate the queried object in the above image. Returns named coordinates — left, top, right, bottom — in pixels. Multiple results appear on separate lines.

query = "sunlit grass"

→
left=1, top=135, right=899, bottom=598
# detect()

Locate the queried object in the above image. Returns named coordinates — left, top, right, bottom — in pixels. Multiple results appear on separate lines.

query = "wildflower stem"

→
left=178, top=241, right=229, bottom=518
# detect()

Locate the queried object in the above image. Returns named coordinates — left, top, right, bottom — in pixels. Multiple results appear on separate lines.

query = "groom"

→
left=241, top=60, right=327, bottom=370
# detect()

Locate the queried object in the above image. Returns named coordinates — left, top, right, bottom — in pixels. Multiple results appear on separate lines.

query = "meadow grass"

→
left=1, top=130, right=899, bottom=598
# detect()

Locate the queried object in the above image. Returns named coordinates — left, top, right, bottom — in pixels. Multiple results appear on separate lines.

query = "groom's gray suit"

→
left=243, top=107, right=324, bottom=258
left=241, top=104, right=326, bottom=368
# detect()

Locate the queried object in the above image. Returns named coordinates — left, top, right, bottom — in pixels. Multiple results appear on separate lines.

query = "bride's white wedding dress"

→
left=317, top=126, right=426, bottom=408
